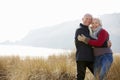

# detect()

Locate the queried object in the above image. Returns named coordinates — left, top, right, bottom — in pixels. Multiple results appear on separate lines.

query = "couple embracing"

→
left=75, top=13, right=113, bottom=80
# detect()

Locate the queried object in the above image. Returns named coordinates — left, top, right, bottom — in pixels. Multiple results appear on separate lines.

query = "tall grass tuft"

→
left=0, top=52, right=119, bottom=80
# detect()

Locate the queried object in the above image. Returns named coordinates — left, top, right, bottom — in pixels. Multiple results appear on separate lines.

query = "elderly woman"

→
left=78, top=18, right=113, bottom=80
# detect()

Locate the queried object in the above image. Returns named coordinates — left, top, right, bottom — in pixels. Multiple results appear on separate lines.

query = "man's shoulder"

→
left=76, top=25, right=84, bottom=30
left=75, top=28, right=82, bottom=32
left=76, top=27, right=80, bottom=30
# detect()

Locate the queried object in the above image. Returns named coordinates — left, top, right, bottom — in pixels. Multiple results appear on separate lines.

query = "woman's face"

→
left=91, top=19, right=101, bottom=31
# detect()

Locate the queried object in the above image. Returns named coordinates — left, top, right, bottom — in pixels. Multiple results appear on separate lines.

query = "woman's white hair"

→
left=93, top=18, right=102, bottom=26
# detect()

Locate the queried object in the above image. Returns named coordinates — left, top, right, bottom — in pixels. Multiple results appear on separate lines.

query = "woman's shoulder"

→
left=99, top=28, right=109, bottom=35
left=100, top=28, right=108, bottom=33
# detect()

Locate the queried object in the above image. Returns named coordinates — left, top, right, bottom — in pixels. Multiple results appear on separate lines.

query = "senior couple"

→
left=75, top=13, right=113, bottom=80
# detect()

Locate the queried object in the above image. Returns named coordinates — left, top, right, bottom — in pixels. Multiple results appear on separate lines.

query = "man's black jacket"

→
left=75, top=23, right=94, bottom=61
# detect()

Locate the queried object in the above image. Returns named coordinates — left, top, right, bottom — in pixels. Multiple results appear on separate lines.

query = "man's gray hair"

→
left=83, top=13, right=93, bottom=18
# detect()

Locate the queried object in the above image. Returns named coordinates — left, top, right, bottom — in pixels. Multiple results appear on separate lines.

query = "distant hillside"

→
left=16, top=20, right=80, bottom=49
left=100, top=13, right=120, bottom=52
left=1, top=13, right=120, bottom=52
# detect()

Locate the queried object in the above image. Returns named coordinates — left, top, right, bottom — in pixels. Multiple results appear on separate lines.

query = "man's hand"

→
left=107, top=40, right=112, bottom=48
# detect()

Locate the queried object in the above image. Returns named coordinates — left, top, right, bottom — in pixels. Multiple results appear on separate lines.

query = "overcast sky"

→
left=0, top=0, right=120, bottom=42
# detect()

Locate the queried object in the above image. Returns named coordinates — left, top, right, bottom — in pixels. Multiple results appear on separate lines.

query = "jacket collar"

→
left=80, top=23, right=89, bottom=28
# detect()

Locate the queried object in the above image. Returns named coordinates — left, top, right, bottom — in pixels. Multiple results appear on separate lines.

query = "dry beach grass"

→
left=0, top=51, right=119, bottom=80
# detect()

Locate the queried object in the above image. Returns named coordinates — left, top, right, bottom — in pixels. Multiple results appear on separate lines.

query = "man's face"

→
left=82, top=15, right=92, bottom=26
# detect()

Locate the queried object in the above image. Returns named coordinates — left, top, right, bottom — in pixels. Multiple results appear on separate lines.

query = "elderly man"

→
left=75, top=13, right=94, bottom=80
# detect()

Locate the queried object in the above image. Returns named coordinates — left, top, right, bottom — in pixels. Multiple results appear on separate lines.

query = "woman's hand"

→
left=77, top=34, right=86, bottom=42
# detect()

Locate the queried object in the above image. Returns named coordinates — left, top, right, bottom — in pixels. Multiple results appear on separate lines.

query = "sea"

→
left=0, top=45, right=71, bottom=59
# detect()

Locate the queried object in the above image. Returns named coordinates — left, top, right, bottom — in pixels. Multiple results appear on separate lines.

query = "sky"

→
left=0, top=0, right=120, bottom=42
